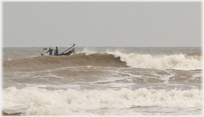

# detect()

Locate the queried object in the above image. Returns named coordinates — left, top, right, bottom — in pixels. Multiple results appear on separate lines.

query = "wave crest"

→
left=107, top=51, right=201, bottom=70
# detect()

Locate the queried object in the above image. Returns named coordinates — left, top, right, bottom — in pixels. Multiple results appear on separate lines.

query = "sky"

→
left=3, top=2, right=201, bottom=47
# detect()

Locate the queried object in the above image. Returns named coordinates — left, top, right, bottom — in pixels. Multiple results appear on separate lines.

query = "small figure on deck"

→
left=54, top=46, right=59, bottom=56
left=47, top=48, right=53, bottom=56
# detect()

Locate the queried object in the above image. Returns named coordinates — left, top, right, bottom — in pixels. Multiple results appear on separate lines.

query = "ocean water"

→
left=2, top=47, right=202, bottom=116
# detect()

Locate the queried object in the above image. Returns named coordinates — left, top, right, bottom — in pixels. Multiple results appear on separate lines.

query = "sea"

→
left=2, top=47, right=202, bottom=116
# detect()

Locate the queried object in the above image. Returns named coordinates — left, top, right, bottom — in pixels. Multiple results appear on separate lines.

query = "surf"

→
left=107, top=51, right=201, bottom=70
left=3, top=87, right=202, bottom=115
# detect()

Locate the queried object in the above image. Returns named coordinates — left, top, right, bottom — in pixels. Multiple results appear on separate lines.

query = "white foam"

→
left=3, top=104, right=30, bottom=114
left=3, top=87, right=202, bottom=115
left=80, top=48, right=96, bottom=55
left=106, top=50, right=201, bottom=70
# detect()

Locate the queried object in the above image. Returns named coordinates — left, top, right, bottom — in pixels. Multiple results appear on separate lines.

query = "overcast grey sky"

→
left=3, top=2, right=201, bottom=47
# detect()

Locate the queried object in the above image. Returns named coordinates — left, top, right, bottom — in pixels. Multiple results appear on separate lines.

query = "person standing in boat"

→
left=47, top=48, right=53, bottom=56
left=54, top=46, right=59, bottom=56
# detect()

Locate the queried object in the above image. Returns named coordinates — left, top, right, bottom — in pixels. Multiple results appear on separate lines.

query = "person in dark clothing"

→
left=47, top=48, right=53, bottom=56
left=54, top=46, right=59, bottom=56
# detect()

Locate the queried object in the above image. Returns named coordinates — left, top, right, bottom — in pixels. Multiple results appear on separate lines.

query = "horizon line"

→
left=2, top=46, right=202, bottom=48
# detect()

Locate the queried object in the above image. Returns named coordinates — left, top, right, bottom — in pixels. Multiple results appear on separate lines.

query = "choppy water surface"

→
left=3, top=47, right=202, bottom=116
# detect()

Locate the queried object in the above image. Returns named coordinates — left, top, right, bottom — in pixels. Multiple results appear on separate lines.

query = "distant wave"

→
left=3, top=51, right=201, bottom=71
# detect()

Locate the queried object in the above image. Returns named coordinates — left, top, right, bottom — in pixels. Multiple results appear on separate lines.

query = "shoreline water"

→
left=2, top=47, right=202, bottom=116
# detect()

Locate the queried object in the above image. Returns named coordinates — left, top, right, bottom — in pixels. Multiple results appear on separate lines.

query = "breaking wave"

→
left=3, top=87, right=202, bottom=115
left=3, top=51, right=201, bottom=71
left=106, top=50, right=201, bottom=70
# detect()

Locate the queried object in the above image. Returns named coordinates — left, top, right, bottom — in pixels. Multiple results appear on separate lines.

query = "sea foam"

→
left=3, top=87, right=202, bottom=115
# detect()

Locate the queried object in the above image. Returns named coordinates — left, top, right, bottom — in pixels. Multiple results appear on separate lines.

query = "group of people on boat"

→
left=44, top=44, right=75, bottom=56
left=47, top=46, right=58, bottom=56
left=41, top=44, right=76, bottom=56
